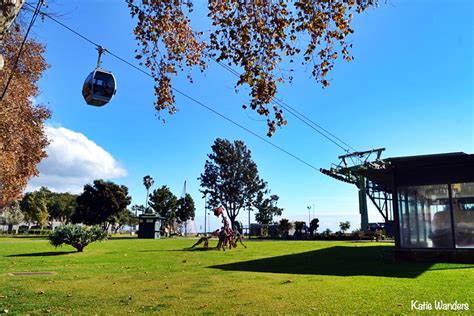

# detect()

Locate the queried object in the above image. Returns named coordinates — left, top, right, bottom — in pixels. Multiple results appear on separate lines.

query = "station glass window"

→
left=451, top=183, right=474, bottom=248
left=398, top=184, right=453, bottom=248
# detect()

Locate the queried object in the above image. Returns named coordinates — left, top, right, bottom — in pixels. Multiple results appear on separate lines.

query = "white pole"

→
left=204, top=195, right=207, bottom=234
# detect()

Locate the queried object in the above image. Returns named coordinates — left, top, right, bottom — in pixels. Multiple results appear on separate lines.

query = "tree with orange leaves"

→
left=127, top=0, right=377, bottom=136
left=0, top=25, right=50, bottom=209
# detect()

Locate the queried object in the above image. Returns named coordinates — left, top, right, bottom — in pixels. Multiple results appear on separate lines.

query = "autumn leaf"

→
left=0, top=25, right=50, bottom=209
left=127, top=0, right=377, bottom=136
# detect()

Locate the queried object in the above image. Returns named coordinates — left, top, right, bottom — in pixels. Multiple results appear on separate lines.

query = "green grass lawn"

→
left=0, top=237, right=472, bottom=314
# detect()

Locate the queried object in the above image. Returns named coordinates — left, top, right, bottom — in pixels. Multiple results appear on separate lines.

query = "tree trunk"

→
left=229, top=215, right=236, bottom=230
left=226, top=204, right=236, bottom=230
left=7, top=224, right=13, bottom=234
left=113, top=225, right=122, bottom=234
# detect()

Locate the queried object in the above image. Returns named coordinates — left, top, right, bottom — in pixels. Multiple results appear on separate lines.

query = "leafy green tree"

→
left=20, top=188, right=77, bottom=226
left=278, top=218, right=293, bottom=239
left=294, top=221, right=305, bottom=232
left=199, top=138, right=266, bottom=228
left=128, top=210, right=139, bottom=226
left=48, top=193, right=77, bottom=223
left=130, top=204, right=145, bottom=231
left=3, top=201, right=23, bottom=233
left=19, top=187, right=50, bottom=228
left=339, top=221, right=351, bottom=234
left=323, top=228, right=332, bottom=237
left=131, top=204, right=145, bottom=216
left=35, top=187, right=51, bottom=228
left=49, top=224, right=107, bottom=252
left=148, top=185, right=177, bottom=226
left=71, top=180, right=131, bottom=230
left=255, top=192, right=283, bottom=236
left=177, top=193, right=195, bottom=235
left=127, top=0, right=377, bottom=136
left=293, top=221, right=306, bottom=239
left=19, top=192, right=36, bottom=225
left=110, top=208, right=136, bottom=234
left=309, top=218, right=320, bottom=236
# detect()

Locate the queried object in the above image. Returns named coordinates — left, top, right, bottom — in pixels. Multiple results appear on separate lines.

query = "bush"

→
left=18, top=225, right=29, bottom=234
left=29, top=229, right=52, bottom=235
left=49, top=224, right=108, bottom=252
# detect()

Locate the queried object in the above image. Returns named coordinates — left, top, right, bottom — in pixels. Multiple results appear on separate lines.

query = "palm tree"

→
left=278, top=218, right=293, bottom=239
left=143, top=175, right=154, bottom=210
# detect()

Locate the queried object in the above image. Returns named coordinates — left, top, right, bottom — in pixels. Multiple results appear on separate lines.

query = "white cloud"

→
left=26, top=126, right=127, bottom=193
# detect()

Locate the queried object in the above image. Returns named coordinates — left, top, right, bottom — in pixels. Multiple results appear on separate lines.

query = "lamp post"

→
left=129, top=211, right=132, bottom=236
left=307, top=205, right=312, bottom=226
left=207, top=212, right=210, bottom=232
left=204, top=195, right=207, bottom=234
left=248, top=207, right=251, bottom=239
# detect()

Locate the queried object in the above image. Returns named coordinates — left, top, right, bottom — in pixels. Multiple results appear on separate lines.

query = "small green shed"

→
left=138, top=212, right=165, bottom=239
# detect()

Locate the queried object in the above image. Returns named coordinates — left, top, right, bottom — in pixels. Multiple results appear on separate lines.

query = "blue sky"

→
left=25, top=0, right=473, bottom=232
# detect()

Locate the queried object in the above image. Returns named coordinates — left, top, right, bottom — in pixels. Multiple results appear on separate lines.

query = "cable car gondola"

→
left=82, top=46, right=116, bottom=107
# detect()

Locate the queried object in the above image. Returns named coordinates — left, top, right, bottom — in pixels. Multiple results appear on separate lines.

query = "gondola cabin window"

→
left=82, top=69, right=116, bottom=107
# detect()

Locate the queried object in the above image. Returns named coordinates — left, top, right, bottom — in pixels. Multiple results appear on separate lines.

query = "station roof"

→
left=357, top=152, right=474, bottom=189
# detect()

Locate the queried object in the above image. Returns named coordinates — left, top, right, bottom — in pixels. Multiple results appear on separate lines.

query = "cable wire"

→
left=28, top=2, right=356, bottom=155
left=212, top=58, right=357, bottom=153
left=1, top=0, right=43, bottom=101
left=25, top=4, right=322, bottom=172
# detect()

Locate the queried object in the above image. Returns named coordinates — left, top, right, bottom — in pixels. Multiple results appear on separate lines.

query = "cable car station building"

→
left=322, top=151, right=474, bottom=262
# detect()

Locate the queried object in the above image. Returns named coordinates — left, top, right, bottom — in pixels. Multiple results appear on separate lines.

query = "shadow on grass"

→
left=185, top=247, right=218, bottom=252
left=137, top=247, right=217, bottom=253
left=210, top=246, right=462, bottom=278
left=6, top=251, right=76, bottom=257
